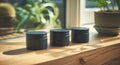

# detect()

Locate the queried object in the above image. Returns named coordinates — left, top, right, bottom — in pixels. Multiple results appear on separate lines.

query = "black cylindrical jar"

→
left=71, top=27, right=89, bottom=43
left=26, top=31, right=47, bottom=50
left=50, top=29, right=69, bottom=46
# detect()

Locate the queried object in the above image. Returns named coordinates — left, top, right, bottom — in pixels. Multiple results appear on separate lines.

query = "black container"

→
left=71, top=27, right=89, bottom=43
left=50, top=29, right=69, bottom=46
left=26, top=31, right=47, bottom=50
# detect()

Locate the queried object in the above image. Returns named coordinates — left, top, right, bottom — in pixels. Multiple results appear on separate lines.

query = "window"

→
left=66, top=0, right=94, bottom=28
left=8, top=0, right=95, bottom=29
left=86, top=0, right=97, bottom=8
left=66, top=0, right=80, bottom=28
left=80, top=0, right=95, bottom=26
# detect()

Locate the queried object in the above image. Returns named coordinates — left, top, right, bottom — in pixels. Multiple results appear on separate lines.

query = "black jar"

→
left=71, top=27, right=89, bottom=43
left=50, top=29, right=69, bottom=46
left=26, top=31, right=47, bottom=50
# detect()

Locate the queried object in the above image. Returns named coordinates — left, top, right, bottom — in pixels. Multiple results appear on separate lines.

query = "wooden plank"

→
left=0, top=41, right=120, bottom=65
left=36, top=43, right=120, bottom=65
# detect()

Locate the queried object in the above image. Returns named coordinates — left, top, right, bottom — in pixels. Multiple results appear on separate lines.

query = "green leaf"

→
left=14, top=15, right=29, bottom=32
left=34, top=22, right=44, bottom=30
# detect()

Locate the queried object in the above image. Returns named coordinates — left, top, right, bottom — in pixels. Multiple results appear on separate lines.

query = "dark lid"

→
left=72, top=27, right=89, bottom=31
left=26, top=31, right=47, bottom=39
left=50, top=29, right=69, bottom=33
left=26, top=31, right=47, bottom=35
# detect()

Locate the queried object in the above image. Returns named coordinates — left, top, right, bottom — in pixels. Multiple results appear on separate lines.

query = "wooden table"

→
left=0, top=27, right=120, bottom=65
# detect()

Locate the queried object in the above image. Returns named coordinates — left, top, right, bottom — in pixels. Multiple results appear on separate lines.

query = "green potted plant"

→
left=89, top=0, right=120, bottom=36
left=0, top=1, right=16, bottom=35
left=14, top=0, right=61, bottom=32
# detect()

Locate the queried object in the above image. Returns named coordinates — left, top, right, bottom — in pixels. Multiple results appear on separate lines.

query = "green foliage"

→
left=89, top=0, right=120, bottom=11
left=115, top=0, right=120, bottom=9
left=0, top=3, right=16, bottom=17
left=14, top=0, right=60, bottom=32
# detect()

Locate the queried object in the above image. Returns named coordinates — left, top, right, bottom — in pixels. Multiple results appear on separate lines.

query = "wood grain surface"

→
left=0, top=26, right=120, bottom=65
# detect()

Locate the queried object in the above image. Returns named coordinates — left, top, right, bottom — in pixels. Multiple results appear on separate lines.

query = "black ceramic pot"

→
left=26, top=31, right=47, bottom=50
left=50, top=29, right=69, bottom=46
left=71, top=27, right=89, bottom=43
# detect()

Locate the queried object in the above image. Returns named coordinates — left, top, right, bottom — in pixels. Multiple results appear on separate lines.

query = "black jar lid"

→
left=72, top=27, right=89, bottom=30
left=72, top=27, right=89, bottom=32
left=50, top=29, right=69, bottom=32
left=26, top=31, right=47, bottom=35
left=50, top=29, right=69, bottom=37
left=26, top=31, right=47, bottom=39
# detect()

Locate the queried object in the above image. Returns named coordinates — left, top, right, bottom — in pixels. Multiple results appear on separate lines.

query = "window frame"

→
left=66, top=0, right=80, bottom=29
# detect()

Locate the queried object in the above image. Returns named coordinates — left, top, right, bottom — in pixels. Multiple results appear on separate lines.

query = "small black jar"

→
left=71, top=27, right=89, bottom=43
left=50, top=29, right=69, bottom=46
left=26, top=31, right=47, bottom=50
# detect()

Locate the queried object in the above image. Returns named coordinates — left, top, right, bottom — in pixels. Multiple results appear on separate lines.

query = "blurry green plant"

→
left=14, top=0, right=61, bottom=32
left=89, top=0, right=120, bottom=11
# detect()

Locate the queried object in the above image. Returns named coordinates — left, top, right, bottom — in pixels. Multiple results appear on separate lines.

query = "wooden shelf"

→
left=0, top=26, right=120, bottom=65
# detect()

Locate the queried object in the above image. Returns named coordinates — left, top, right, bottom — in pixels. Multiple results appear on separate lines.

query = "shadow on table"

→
left=3, top=48, right=34, bottom=55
